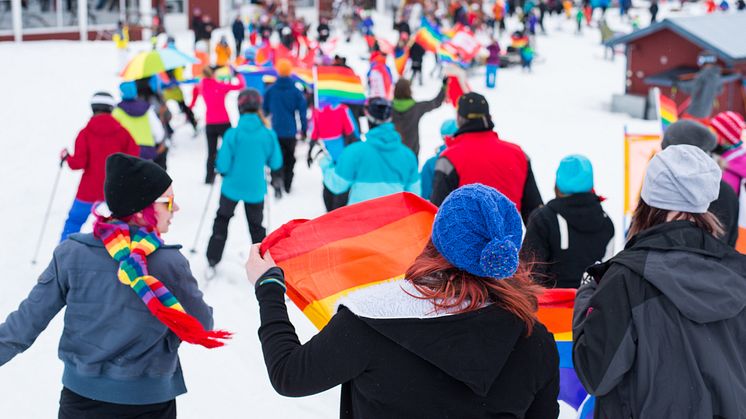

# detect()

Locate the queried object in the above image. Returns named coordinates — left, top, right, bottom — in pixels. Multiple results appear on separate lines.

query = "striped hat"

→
left=90, top=91, right=116, bottom=110
left=710, top=111, right=745, bottom=146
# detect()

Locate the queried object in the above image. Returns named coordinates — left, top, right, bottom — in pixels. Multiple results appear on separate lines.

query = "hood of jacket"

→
left=392, top=98, right=416, bottom=113
left=272, top=77, right=298, bottom=91
left=336, top=279, right=526, bottom=397
left=365, top=123, right=404, bottom=151
left=117, top=99, right=150, bottom=117
left=236, top=113, right=265, bottom=132
left=590, top=221, right=746, bottom=324
left=86, top=113, right=126, bottom=136
left=547, top=193, right=609, bottom=233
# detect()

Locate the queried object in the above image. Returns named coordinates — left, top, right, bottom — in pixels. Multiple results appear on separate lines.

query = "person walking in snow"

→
left=0, top=154, right=226, bottom=419
left=198, top=66, right=246, bottom=184
left=661, top=118, right=740, bottom=247
left=262, top=58, right=308, bottom=194
left=520, top=155, right=615, bottom=288
left=245, top=183, right=559, bottom=418
left=367, top=51, right=394, bottom=100
left=162, top=67, right=198, bottom=134
left=308, top=101, right=360, bottom=211
left=112, top=81, right=166, bottom=162
left=232, top=17, right=245, bottom=57
left=485, top=39, right=501, bottom=89
left=59, top=92, right=140, bottom=242
left=392, top=78, right=446, bottom=158
left=711, top=111, right=746, bottom=197
left=430, top=92, right=543, bottom=223
left=420, top=119, right=458, bottom=201
left=206, top=89, right=283, bottom=269
left=321, top=97, right=420, bottom=205
left=573, top=145, right=746, bottom=418
left=408, top=40, right=426, bottom=86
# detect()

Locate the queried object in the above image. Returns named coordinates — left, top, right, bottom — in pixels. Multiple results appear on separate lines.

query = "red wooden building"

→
left=608, top=13, right=746, bottom=117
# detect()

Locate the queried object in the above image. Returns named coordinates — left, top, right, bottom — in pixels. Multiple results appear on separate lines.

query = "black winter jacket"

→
left=256, top=271, right=560, bottom=419
left=573, top=221, right=746, bottom=418
left=520, top=193, right=615, bottom=288
left=709, top=180, right=739, bottom=247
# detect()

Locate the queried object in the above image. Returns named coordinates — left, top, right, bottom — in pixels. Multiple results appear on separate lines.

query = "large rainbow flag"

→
left=414, top=19, right=443, bottom=53
left=658, top=90, right=678, bottom=132
left=315, top=65, right=366, bottom=107
left=394, top=45, right=409, bottom=76
left=538, top=289, right=594, bottom=418
left=260, top=193, right=437, bottom=328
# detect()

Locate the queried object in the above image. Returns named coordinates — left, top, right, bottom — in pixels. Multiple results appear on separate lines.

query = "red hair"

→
left=406, top=240, right=542, bottom=335
left=93, top=204, right=159, bottom=237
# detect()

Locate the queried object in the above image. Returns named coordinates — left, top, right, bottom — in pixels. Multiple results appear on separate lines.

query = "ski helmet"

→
left=237, top=88, right=263, bottom=114
left=90, top=91, right=116, bottom=113
left=365, top=97, right=393, bottom=125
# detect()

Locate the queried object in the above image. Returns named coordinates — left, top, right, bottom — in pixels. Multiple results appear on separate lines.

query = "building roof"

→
left=607, top=14, right=746, bottom=64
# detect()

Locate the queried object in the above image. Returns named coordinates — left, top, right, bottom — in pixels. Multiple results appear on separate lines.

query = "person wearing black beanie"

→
left=430, top=92, right=543, bottom=223
left=0, top=155, right=220, bottom=419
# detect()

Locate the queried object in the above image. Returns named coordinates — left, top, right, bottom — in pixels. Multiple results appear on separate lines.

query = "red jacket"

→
left=441, top=130, right=528, bottom=210
left=66, top=114, right=139, bottom=202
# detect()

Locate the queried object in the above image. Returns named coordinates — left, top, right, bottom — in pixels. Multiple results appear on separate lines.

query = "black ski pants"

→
left=278, top=136, right=297, bottom=192
left=323, top=185, right=349, bottom=212
left=205, top=123, right=231, bottom=182
left=206, top=194, right=265, bottom=265
left=59, top=387, right=175, bottom=419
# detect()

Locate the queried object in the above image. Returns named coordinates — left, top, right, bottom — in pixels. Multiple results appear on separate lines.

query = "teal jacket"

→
left=216, top=114, right=283, bottom=204
left=323, top=122, right=420, bottom=204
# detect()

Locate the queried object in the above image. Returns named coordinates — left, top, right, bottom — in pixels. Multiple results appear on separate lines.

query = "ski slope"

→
left=0, top=5, right=689, bottom=418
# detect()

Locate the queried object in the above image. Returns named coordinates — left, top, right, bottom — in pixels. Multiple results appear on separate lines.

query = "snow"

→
left=0, top=4, right=692, bottom=418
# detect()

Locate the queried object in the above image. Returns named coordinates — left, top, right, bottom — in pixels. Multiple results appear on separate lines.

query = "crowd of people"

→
left=2, top=1, right=746, bottom=418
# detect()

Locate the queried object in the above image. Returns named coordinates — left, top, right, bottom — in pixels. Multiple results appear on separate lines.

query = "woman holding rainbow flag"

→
left=246, top=184, right=559, bottom=418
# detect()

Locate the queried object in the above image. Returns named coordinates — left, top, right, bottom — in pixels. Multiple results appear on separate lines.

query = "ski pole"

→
left=31, top=159, right=65, bottom=265
left=265, top=171, right=272, bottom=233
left=189, top=180, right=216, bottom=254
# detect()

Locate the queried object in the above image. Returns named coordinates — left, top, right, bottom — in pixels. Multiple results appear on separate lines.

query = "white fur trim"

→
left=335, top=279, right=467, bottom=320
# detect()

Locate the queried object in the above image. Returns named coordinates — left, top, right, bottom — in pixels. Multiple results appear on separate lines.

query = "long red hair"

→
left=406, top=240, right=543, bottom=335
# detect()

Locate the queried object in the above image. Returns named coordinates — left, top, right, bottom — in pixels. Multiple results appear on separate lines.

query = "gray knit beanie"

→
left=641, top=145, right=721, bottom=214
left=661, top=119, right=717, bottom=152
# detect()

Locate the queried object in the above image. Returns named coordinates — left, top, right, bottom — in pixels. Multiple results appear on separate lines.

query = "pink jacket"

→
left=722, top=146, right=746, bottom=195
left=201, top=75, right=246, bottom=125
left=310, top=104, right=356, bottom=141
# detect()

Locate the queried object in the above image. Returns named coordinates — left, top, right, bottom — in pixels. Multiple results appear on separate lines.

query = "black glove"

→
left=270, top=170, right=283, bottom=199
left=442, top=76, right=449, bottom=86
left=307, top=141, right=317, bottom=168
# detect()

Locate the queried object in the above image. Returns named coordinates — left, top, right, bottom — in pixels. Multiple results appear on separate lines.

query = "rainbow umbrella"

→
left=120, top=48, right=198, bottom=81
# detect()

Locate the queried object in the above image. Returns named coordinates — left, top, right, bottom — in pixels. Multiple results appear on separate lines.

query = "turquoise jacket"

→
left=216, top=114, right=283, bottom=204
left=323, top=122, right=420, bottom=204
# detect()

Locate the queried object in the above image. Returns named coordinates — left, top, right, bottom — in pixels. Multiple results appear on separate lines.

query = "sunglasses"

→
left=154, top=195, right=175, bottom=212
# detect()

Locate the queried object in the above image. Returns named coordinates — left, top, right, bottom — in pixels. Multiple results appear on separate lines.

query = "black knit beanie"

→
left=104, top=153, right=173, bottom=217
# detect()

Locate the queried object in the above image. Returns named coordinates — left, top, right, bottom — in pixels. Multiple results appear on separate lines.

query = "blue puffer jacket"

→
left=262, top=77, right=308, bottom=138
left=0, top=230, right=213, bottom=405
left=216, top=113, right=283, bottom=204
left=322, top=122, right=420, bottom=204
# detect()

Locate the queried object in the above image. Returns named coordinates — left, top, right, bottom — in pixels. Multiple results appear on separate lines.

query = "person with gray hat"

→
left=572, top=145, right=746, bottom=418
left=661, top=119, right=739, bottom=246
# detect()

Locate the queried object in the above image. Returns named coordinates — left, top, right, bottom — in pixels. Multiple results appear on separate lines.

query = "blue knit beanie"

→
left=431, top=184, right=523, bottom=279
left=556, top=155, right=594, bottom=195
left=440, top=119, right=458, bottom=137
left=119, top=81, right=138, bottom=101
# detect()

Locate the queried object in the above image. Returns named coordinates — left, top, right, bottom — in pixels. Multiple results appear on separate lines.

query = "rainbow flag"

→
left=737, top=181, right=746, bottom=254
left=315, top=65, right=366, bottom=106
left=394, top=45, right=409, bottom=76
left=260, top=193, right=437, bottom=329
left=538, top=289, right=594, bottom=418
left=414, top=20, right=443, bottom=52
left=658, top=91, right=678, bottom=131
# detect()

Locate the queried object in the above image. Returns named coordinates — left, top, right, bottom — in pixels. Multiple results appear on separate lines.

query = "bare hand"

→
left=245, top=244, right=277, bottom=286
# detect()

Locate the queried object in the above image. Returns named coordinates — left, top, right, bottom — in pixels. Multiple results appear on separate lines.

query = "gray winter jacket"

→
left=0, top=231, right=213, bottom=405
left=573, top=221, right=746, bottom=418
left=677, top=65, right=723, bottom=118
left=392, top=87, right=446, bottom=158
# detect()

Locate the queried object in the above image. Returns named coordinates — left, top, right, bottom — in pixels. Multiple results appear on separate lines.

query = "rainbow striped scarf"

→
left=96, top=221, right=231, bottom=348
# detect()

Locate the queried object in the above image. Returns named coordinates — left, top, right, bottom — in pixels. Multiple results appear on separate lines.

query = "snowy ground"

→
left=0, top=4, right=694, bottom=418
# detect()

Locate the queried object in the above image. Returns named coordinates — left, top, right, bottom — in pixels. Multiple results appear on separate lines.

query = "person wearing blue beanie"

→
left=244, top=182, right=559, bottom=417
left=520, top=154, right=614, bottom=288
left=432, top=183, right=524, bottom=278
left=420, top=119, right=458, bottom=200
